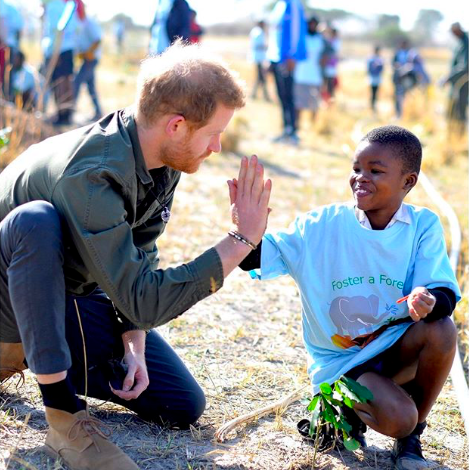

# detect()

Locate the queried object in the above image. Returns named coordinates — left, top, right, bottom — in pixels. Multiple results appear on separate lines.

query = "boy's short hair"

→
left=137, top=40, right=246, bottom=129
left=362, top=125, right=422, bottom=174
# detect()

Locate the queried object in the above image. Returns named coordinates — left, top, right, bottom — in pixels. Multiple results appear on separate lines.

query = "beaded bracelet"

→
left=228, top=230, right=257, bottom=250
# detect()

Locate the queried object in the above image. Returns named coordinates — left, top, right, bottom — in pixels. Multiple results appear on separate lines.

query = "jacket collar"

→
left=121, top=106, right=153, bottom=186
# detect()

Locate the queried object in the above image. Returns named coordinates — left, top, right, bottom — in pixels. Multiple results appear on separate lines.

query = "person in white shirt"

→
left=294, top=16, right=325, bottom=123
left=249, top=20, right=271, bottom=101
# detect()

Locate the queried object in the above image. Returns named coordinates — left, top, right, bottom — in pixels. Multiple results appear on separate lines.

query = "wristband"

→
left=228, top=230, right=257, bottom=250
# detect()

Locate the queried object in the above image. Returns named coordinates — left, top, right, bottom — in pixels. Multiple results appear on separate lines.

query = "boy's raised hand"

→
left=227, top=155, right=272, bottom=245
left=406, top=287, right=436, bottom=322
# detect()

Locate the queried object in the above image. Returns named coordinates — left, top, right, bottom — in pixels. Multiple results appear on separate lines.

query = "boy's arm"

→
left=239, top=241, right=262, bottom=271
left=424, top=287, right=457, bottom=322
left=407, top=286, right=457, bottom=322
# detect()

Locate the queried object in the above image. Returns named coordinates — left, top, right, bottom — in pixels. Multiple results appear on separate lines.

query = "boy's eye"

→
left=371, top=169, right=383, bottom=174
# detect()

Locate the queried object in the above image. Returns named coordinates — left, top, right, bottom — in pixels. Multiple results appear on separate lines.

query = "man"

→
left=266, top=0, right=307, bottom=144
left=0, top=41, right=271, bottom=470
left=443, top=22, right=468, bottom=128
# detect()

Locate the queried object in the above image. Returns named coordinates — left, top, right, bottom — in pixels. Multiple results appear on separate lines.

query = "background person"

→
left=367, top=45, right=384, bottom=112
left=294, top=16, right=325, bottom=127
left=266, top=0, right=307, bottom=144
left=41, top=0, right=79, bottom=126
left=249, top=20, right=271, bottom=101
left=442, top=22, right=468, bottom=128
left=73, top=5, right=103, bottom=122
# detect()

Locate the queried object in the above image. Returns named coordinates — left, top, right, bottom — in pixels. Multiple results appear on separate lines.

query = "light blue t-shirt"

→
left=149, top=0, right=173, bottom=55
left=76, top=17, right=102, bottom=60
left=251, top=202, right=461, bottom=392
left=2, top=0, right=23, bottom=48
left=249, top=26, right=267, bottom=64
left=294, top=33, right=324, bottom=86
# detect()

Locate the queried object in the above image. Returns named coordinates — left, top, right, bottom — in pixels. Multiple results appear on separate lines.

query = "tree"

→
left=378, top=14, right=400, bottom=30
left=413, top=9, right=443, bottom=43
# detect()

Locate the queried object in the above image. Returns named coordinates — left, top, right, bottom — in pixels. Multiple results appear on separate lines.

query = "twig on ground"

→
left=215, top=385, right=308, bottom=442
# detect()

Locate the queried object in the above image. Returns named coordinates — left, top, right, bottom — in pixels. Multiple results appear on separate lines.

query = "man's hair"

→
left=136, top=40, right=246, bottom=129
left=361, top=125, right=422, bottom=174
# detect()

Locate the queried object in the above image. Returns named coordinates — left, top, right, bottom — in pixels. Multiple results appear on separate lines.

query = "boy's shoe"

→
left=0, top=342, right=26, bottom=384
left=44, top=407, right=139, bottom=470
left=391, top=422, right=429, bottom=470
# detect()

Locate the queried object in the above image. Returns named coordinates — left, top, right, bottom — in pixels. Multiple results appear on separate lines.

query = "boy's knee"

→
left=383, top=400, right=418, bottom=438
left=424, top=316, right=457, bottom=353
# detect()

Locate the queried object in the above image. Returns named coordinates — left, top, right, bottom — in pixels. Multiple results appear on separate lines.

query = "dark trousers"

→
left=0, top=201, right=205, bottom=428
left=74, top=58, right=102, bottom=117
left=371, top=84, right=379, bottom=110
left=270, top=61, right=297, bottom=135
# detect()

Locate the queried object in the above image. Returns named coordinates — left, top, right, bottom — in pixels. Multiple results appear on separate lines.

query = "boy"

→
left=237, top=125, right=460, bottom=470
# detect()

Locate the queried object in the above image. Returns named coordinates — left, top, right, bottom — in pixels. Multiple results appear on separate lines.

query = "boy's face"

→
left=349, top=141, right=417, bottom=228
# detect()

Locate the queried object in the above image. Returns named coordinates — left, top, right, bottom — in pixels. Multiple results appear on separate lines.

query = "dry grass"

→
left=1, top=34, right=468, bottom=469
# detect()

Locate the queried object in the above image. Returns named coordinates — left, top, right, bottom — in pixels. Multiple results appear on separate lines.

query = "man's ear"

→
left=404, top=172, right=418, bottom=192
left=165, top=114, right=186, bottom=137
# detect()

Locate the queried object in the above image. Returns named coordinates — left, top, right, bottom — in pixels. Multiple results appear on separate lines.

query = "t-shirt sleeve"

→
left=251, top=215, right=306, bottom=280
left=410, top=214, right=461, bottom=301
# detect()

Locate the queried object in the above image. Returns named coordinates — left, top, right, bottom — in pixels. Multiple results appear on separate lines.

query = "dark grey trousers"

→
left=0, top=201, right=205, bottom=428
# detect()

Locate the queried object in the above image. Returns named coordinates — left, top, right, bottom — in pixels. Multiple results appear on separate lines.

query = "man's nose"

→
left=209, top=135, right=222, bottom=153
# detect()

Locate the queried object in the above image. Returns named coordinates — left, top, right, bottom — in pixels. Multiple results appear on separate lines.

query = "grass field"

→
left=1, top=32, right=468, bottom=469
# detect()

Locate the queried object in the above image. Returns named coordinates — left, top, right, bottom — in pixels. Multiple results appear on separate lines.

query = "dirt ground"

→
left=1, top=142, right=468, bottom=470
left=1, top=35, right=468, bottom=470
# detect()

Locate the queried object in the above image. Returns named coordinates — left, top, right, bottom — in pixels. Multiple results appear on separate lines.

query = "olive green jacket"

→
left=0, top=108, right=224, bottom=329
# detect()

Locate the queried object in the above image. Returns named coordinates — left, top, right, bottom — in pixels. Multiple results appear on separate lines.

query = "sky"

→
left=15, top=0, right=469, bottom=33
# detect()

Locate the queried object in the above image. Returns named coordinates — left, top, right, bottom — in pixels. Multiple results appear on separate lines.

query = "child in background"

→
left=8, top=50, right=44, bottom=111
left=249, top=20, right=270, bottom=102
left=367, top=45, right=384, bottom=112
left=237, top=125, right=460, bottom=470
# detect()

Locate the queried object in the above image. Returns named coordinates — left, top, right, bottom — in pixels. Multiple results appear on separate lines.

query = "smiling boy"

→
left=239, top=125, right=460, bottom=469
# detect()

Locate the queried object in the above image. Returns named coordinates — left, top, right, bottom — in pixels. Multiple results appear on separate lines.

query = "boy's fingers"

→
left=227, top=180, right=237, bottom=205
left=251, top=163, right=264, bottom=203
left=259, top=179, right=272, bottom=210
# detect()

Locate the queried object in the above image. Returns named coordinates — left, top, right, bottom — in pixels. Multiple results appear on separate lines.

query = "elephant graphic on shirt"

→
left=329, top=294, right=389, bottom=339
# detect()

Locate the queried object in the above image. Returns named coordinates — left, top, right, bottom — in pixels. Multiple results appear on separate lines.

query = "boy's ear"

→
left=403, top=172, right=418, bottom=192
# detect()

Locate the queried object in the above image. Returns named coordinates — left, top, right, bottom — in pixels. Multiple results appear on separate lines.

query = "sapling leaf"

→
left=322, top=392, right=342, bottom=407
left=343, top=437, right=360, bottom=451
left=319, top=382, right=333, bottom=395
left=336, top=380, right=360, bottom=404
left=337, top=415, right=352, bottom=434
left=322, top=400, right=339, bottom=429
left=309, top=402, right=322, bottom=437
left=307, top=394, right=320, bottom=412
left=340, top=376, right=374, bottom=402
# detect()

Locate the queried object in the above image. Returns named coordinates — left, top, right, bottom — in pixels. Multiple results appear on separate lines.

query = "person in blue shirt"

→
left=392, top=39, right=430, bottom=118
left=266, top=0, right=307, bottom=144
left=237, top=125, right=460, bottom=470
left=367, top=45, right=384, bottom=112
left=74, top=7, right=103, bottom=122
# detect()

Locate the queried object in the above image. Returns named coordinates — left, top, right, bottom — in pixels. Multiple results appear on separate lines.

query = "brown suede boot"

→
left=0, top=342, right=27, bottom=383
left=44, top=407, right=140, bottom=470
